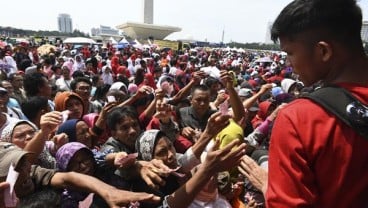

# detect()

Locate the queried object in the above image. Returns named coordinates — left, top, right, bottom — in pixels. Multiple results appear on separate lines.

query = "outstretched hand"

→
left=238, top=155, right=268, bottom=195
left=203, top=139, right=246, bottom=174
left=136, top=159, right=171, bottom=190
left=204, top=112, right=231, bottom=138
left=105, top=189, right=160, bottom=208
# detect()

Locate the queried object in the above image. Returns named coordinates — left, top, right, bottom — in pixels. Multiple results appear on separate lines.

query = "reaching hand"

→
left=259, top=83, right=273, bottom=94
left=134, top=85, right=154, bottom=100
left=40, top=111, right=62, bottom=134
left=220, top=70, right=234, bottom=90
left=114, top=152, right=137, bottom=169
left=99, top=102, right=118, bottom=120
left=136, top=159, right=170, bottom=190
left=204, top=112, right=231, bottom=138
left=203, top=139, right=246, bottom=174
left=52, top=133, right=69, bottom=151
left=238, top=155, right=268, bottom=195
left=105, top=189, right=160, bottom=208
left=181, top=127, right=196, bottom=139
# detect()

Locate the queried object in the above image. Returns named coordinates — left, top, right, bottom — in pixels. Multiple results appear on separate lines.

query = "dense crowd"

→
left=1, top=0, right=368, bottom=207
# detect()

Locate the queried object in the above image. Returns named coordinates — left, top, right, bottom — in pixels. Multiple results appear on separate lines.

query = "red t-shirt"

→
left=267, top=83, right=368, bottom=208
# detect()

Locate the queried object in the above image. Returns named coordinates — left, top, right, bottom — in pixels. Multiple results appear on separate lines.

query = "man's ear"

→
left=316, top=41, right=333, bottom=62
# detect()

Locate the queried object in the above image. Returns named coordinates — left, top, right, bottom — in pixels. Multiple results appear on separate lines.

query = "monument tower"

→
left=117, top=0, right=181, bottom=40
left=143, top=0, right=153, bottom=24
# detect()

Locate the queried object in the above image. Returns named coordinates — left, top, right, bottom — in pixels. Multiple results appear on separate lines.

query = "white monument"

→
left=117, top=0, right=181, bottom=40
left=143, top=0, right=153, bottom=24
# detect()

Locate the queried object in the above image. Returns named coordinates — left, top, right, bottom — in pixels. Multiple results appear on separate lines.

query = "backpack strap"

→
left=303, top=85, right=368, bottom=140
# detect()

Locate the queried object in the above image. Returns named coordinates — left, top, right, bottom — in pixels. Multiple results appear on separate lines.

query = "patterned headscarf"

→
left=0, top=120, right=38, bottom=143
left=135, top=129, right=161, bottom=161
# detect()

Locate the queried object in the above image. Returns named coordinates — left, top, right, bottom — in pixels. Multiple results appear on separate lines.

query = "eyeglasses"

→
left=76, top=86, right=91, bottom=92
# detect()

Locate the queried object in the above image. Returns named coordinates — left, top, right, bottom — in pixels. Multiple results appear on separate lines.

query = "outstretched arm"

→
left=50, top=171, right=160, bottom=208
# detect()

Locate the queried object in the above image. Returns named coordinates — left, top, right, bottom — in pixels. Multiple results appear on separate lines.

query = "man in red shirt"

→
left=266, top=0, right=368, bottom=207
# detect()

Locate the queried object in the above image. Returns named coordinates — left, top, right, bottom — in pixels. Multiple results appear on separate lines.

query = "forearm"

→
left=51, top=172, right=115, bottom=200
left=170, top=80, right=195, bottom=105
left=24, top=129, right=49, bottom=163
left=227, top=87, right=245, bottom=123
left=190, top=130, right=213, bottom=159
left=117, top=94, right=139, bottom=108
left=143, top=97, right=157, bottom=118
left=166, top=166, right=213, bottom=208
left=243, top=91, right=263, bottom=109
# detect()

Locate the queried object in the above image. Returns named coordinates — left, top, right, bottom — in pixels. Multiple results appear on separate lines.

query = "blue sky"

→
left=1, top=0, right=367, bottom=43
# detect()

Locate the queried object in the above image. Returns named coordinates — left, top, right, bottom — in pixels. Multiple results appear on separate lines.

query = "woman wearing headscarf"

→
left=0, top=111, right=63, bottom=169
left=73, top=55, right=86, bottom=73
left=54, top=91, right=84, bottom=120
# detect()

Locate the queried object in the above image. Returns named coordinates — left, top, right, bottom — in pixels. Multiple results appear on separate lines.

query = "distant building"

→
left=142, top=0, right=154, bottom=24
left=91, top=25, right=119, bottom=36
left=58, top=14, right=73, bottom=33
left=362, top=21, right=368, bottom=42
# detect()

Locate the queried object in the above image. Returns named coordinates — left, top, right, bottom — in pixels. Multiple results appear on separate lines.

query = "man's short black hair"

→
left=21, top=96, right=49, bottom=122
left=107, top=106, right=139, bottom=131
left=271, top=0, right=363, bottom=48
left=190, top=84, right=210, bottom=95
left=70, top=76, right=92, bottom=91
left=23, top=72, right=47, bottom=97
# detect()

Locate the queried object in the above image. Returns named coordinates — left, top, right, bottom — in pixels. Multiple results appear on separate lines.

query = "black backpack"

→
left=303, top=85, right=368, bottom=140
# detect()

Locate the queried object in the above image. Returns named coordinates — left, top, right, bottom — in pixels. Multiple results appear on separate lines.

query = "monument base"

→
left=116, top=21, right=181, bottom=40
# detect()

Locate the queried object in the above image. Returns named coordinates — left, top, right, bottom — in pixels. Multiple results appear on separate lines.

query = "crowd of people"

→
left=0, top=0, right=368, bottom=207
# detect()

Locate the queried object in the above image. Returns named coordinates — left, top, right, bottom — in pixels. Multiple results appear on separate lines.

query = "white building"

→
left=361, top=21, right=368, bottom=42
left=58, top=14, right=73, bottom=33
left=91, top=25, right=119, bottom=36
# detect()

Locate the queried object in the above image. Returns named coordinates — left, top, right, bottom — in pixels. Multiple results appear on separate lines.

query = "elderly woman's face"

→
left=12, top=124, right=37, bottom=149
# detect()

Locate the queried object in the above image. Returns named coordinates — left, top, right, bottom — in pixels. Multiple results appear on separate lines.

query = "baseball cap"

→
left=238, top=88, right=253, bottom=98
left=0, top=87, right=7, bottom=93
left=248, top=103, right=260, bottom=112
left=0, top=142, right=31, bottom=177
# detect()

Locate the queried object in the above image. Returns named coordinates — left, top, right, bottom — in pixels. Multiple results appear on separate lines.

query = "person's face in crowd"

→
left=0, top=90, right=9, bottom=111
left=65, top=97, right=84, bottom=119
left=39, top=77, right=52, bottom=98
left=154, top=70, right=162, bottom=79
left=112, top=116, right=141, bottom=151
left=75, top=82, right=91, bottom=101
left=210, top=58, right=217, bottom=66
left=12, top=124, right=37, bottom=149
left=86, top=62, right=93, bottom=70
left=153, top=136, right=177, bottom=169
left=75, top=121, right=92, bottom=148
left=11, top=75, right=24, bottom=90
left=288, top=84, right=301, bottom=98
left=280, top=35, right=325, bottom=86
left=68, top=149, right=95, bottom=176
left=210, top=82, right=221, bottom=94
left=62, top=67, right=71, bottom=79
left=191, top=89, right=210, bottom=115
left=14, top=156, right=34, bottom=197
left=75, top=56, right=82, bottom=62
left=1, top=81, right=14, bottom=95
left=58, top=58, right=65, bottom=65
